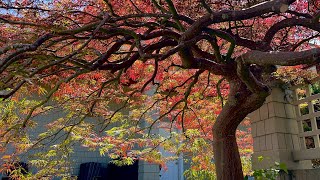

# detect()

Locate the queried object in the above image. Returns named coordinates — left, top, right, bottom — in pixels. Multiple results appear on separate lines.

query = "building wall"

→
left=1, top=104, right=185, bottom=179
left=1, top=107, right=111, bottom=177
left=249, top=88, right=312, bottom=170
left=250, top=88, right=320, bottom=180
left=290, top=169, right=320, bottom=180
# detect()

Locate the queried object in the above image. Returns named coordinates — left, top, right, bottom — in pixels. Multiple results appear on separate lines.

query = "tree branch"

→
left=181, top=0, right=295, bottom=41
left=264, top=17, right=320, bottom=45
left=241, top=48, right=320, bottom=66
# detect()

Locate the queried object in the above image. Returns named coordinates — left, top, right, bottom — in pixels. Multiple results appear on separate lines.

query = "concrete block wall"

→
left=138, top=161, right=160, bottom=180
left=250, top=88, right=312, bottom=170
left=290, top=169, right=320, bottom=180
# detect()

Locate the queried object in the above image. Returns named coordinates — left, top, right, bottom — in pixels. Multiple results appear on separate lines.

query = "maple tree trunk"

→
left=212, top=79, right=269, bottom=180
left=213, top=107, right=244, bottom=180
left=213, top=131, right=243, bottom=180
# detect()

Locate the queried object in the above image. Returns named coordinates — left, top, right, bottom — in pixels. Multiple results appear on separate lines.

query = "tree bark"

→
left=213, top=79, right=269, bottom=180
left=213, top=133, right=243, bottom=180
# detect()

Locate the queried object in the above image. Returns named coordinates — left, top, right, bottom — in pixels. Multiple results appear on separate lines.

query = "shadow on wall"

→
left=78, top=161, right=139, bottom=180
left=1, top=161, right=139, bottom=180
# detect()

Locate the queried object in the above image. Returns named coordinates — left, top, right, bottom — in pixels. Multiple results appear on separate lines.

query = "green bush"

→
left=245, top=156, right=288, bottom=180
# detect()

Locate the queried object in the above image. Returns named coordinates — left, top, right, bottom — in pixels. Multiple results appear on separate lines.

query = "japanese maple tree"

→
left=0, top=0, right=320, bottom=179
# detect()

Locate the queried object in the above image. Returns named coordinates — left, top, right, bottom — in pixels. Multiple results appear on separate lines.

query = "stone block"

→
left=251, top=122, right=257, bottom=137
left=253, top=137, right=260, bottom=152
left=267, top=102, right=275, bottom=118
left=278, top=150, right=294, bottom=161
left=265, top=118, right=275, bottom=134
left=265, top=117, right=289, bottom=134
left=274, top=117, right=287, bottom=133
left=259, top=136, right=266, bottom=151
left=297, top=120, right=304, bottom=133
left=285, top=104, right=296, bottom=119
left=266, top=134, right=273, bottom=150
left=272, top=133, right=279, bottom=150
left=285, top=134, right=293, bottom=150
left=277, top=133, right=287, bottom=149
left=274, top=102, right=286, bottom=118
left=260, top=103, right=269, bottom=120
left=292, top=135, right=300, bottom=150
left=256, top=120, right=265, bottom=136
left=300, top=137, right=307, bottom=149
left=287, top=119, right=299, bottom=134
